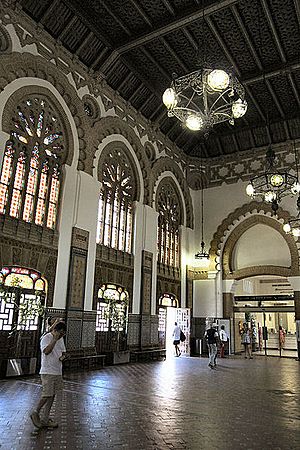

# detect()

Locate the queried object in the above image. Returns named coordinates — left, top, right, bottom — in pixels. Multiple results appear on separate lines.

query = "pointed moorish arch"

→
left=210, top=201, right=299, bottom=280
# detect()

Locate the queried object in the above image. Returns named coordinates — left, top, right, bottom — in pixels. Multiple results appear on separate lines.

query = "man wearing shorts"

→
left=30, top=321, right=67, bottom=428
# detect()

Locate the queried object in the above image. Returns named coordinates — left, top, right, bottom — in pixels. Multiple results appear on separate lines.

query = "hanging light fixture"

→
left=162, top=0, right=247, bottom=133
left=162, top=68, right=247, bottom=133
left=246, top=142, right=300, bottom=213
left=195, top=180, right=210, bottom=266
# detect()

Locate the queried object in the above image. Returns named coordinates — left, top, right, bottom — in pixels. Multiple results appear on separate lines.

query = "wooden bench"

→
left=130, top=348, right=166, bottom=363
left=63, top=347, right=106, bottom=371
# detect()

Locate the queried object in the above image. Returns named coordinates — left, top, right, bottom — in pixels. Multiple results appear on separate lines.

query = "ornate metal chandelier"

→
left=162, top=68, right=247, bottom=132
left=195, top=182, right=210, bottom=267
left=246, top=145, right=300, bottom=213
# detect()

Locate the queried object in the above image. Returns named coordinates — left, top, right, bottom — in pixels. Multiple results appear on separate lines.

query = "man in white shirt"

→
left=30, top=321, right=67, bottom=429
left=219, top=325, right=228, bottom=358
left=172, top=322, right=181, bottom=357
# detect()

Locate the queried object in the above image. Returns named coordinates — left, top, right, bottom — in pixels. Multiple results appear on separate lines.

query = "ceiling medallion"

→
left=162, top=68, right=247, bottom=133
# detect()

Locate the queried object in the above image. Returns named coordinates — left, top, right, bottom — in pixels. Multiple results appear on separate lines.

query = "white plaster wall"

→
left=193, top=279, right=217, bottom=317
left=232, top=224, right=291, bottom=269
left=73, top=172, right=101, bottom=311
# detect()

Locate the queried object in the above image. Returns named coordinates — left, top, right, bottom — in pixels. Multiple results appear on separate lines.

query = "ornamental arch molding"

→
left=97, top=141, right=141, bottom=203
left=0, top=52, right=89, bottom=170
left=154, top=176, right=185, bottom=227
left=150, top=157, right=194, bottom=229
left=1, top=85, right=73, bottom=166
left=209, top=201, right=299, bottom=280
left=93, top=116, right=150, bottom=204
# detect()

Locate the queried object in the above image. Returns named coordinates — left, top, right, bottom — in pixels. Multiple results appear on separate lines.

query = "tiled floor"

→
left=0, top=355, right=299, bottom=450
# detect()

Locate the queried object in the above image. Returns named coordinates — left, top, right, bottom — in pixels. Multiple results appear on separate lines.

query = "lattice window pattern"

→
left=157, top=182, right=181, bottom=267
left=97, top=149, right=135, bottom=253
left=96, top=283, right=128, bottom=332
left=0, top=96, right=65, bottom=229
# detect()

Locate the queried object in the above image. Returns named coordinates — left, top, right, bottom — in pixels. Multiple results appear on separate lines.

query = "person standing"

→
left=241, top=323, right=253, bottom=359
left=172, top=322, right=181, bottom=357
left=219, top=325, right=228, bottom=358
left=279, top=325, right=286, bottom=357
left=204, top=323, right=219, bottom=369
left=30, top=321, right=68, bottom=429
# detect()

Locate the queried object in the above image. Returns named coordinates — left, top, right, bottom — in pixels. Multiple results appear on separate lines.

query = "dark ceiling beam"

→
left=155, top=109, right=168, bottom=125
left=294, top=0, right=300, bottom=27
left=245, top=86, right=265, bottom=121
left=231, top=133, right=239, bottom=152
left=161, top=0, right=175, bottom=16
left=75, top=31, right=94, bottom=56
left=206, top=16, right=241, bottom=78
left=174, top=128, right=187, bottom=144
left=129, top=0, right=152, bottom=27
left=141, top=47, right=170, bottom=81
left=116, top=0, right=239, bottom=54
left=149, top=103, right=163, bottom=120
left=248, top=129, right=256, bottom=148
left=231, top=5, right=263, bottom=70
left=243, top=61, right=300, bottom=85
left=57, top=15, right=77, bottom=41
left=39, top=0, right=61, bottom=23
left=161, top=37, right=189, bottom=72
left=99, top=50, right=119, bottom=74
left=288, top=73, right=300, bottom=107
left=138, top=93, right=155, bottom=112
left=90, top=48, right=110, bottom=70
left=182, top=28, right=199, bottom=51
left=63, top=0, right=113, bottom=49
left=128, top=82, right=144, bottom=103
left=101, top=1, right=132, bottom=36
left=261, top=0, right=286, bottom=63
left=265, top=80, right=284, bottom=119
left=116, top=71, right=133, bottom=92
left=216, top=137, right=224, bottom=155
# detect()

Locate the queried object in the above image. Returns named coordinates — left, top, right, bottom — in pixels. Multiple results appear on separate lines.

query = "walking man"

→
left=30, top=321, right=68, bottom=428
left=204, top=323, right=219, bottom=369
left=172, top=321, right=181, bottom=357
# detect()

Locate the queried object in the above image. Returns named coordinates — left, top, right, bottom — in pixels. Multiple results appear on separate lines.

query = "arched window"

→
left=0, top=266, right=46, bottom=331
left=156, top=180, right=182, bottom=267
left=96, top=147, right=136, bottom=253
left=0, top=96, right=65, bottom=229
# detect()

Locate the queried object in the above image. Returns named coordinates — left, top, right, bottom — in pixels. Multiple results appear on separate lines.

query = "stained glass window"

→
left=0, top=96, right=64, bottom=229
left=96, top=148, right=136, bottom=253
left=156, top=180, right=181, bottom=267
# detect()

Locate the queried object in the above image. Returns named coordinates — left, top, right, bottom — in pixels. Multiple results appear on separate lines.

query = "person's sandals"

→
left=30, top=411, right=42, bottom=428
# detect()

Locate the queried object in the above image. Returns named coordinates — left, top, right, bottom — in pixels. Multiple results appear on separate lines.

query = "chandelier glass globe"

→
left=162, top=87, right=177, bottom=109
left=291, top=182, right=300, bottom=194
left=270, top=174, right=284, bottom=187
left=232, top=98, right=248, bottom=119
left=186, top=115, right=203, bottom=131
left=283, top=223, right=291, bottom=233
left=264, top=191, right=277, bottom=203
left=207, top=69, right=230, bottom=91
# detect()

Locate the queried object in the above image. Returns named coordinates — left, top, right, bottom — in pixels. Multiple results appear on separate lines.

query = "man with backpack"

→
left=204, top=323, right=219, bottom=369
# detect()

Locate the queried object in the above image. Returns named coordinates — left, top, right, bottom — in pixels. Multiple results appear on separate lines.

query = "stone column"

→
left=288, top=277, right=300, bottom=359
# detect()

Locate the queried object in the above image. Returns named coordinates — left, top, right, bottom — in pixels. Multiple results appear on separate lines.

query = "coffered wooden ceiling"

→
left=19, top=0, right=300, bottom=158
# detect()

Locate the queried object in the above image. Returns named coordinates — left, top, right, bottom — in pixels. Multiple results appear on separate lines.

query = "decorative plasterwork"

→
left=209, top=201, right=299, bottom=280
left=150, top=157, right=194, bottom=229
left=0, top=24, right=11, bottom=53
left=0, top=7, right=189, bottom=170
left=2, top=85, right=73, bottom=166
left=0, top=52, right=87, bottom=168
left=94, top=116, right=149, bottom=203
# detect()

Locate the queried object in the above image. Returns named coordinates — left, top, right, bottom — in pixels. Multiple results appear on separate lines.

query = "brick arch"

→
left=150, top=157, right=194, bottom=229
left=0, top=52, right=88, bottom=170
left=93, top=116, right=150, bottom=204
left=210, top=201, right=299, bottom=280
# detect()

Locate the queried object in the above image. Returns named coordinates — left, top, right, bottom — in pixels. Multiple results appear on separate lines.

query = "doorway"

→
left=158, top=306, right=190, bottom=356
left=234, top=304, right=297, bottom=358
